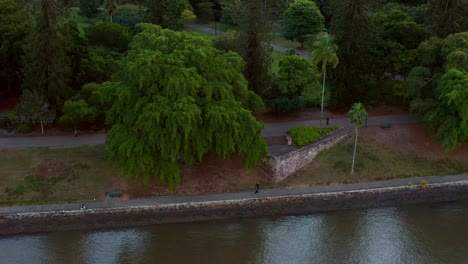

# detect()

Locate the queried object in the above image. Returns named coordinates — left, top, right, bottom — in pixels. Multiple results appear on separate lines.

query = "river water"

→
left=1, top=201, right=467, bottom=264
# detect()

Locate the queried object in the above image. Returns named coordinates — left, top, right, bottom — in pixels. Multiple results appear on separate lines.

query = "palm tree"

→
left=104, top=0, right=117, bottom=23
left=348, top=102, right=368, bottom=176
left=310, top=33, right=339, bottom=137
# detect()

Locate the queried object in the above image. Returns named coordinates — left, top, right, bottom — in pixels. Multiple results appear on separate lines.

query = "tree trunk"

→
left=320, top=67, right=326, bottom=137
left=351, top=125, right=358, bottom=176
left=40, top=120, right=44, bottom=135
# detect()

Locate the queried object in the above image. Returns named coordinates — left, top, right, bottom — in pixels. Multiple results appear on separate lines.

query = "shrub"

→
left=288, top=126, right=338, bottom=146
left=268, top=96, right=304, bottom=114
left=86, top=20, right=131, bottom=53
left=113, top=4, right=143, bottom=33
left=16, top=123, right=33, bottom=134
left=288, top=127, right=320, bottom=146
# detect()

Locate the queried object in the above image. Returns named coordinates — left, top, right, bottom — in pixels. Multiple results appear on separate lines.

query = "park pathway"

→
left=185, top=23, right=311, bottom=59
left=0, top=114, right=417, bottom=150
left=0, top=174, right=466, bottom=215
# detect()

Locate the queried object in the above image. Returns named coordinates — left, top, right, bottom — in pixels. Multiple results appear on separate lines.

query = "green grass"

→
left=275, top=136, right=468, bottom=188
left=288, top=126, right=338, bottom=146
left=273, top=35, right=301, bottom=49
left=272, top=50, right=287, bottom=73
left=2, top=132, right=466, bottom=206
left=67, top=9, right=100, bottom=37
left=186, top=29, right=216, bottom=41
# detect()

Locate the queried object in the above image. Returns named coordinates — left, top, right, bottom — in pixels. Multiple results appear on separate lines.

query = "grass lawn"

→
left=186, top=29, right=216, bottom=41
left=274, top=133, right=468, bottom=188
left=273, top=35, right=301, bottom=49
left=68, top=9, right=100, bottom=36
left=1, top=128, right=467, bottom=206
left=272, top=50, right=287, bottom=73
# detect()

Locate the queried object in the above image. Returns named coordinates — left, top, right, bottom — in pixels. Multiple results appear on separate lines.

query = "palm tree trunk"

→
left=320, top=67, right=326, bottom=137
left=351, top=125, right=358, bottom=176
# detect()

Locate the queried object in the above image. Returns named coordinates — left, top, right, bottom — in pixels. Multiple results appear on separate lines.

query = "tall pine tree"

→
left=22, top=0, right=71, bottom=108
left=235, top=0, right=273, bottom=96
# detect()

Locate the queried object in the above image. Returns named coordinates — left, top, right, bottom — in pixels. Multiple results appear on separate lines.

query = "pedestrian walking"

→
left=255, top=182, right=260, bottom=194
left=326, top=117, right=330, bottom=125
left=80, top=203, right=86, bottom=210
left=74, top=128, right=78, bottom=137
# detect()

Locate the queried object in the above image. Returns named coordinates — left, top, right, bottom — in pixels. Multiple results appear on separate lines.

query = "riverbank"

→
left=1, top=174, right=467, bottom=236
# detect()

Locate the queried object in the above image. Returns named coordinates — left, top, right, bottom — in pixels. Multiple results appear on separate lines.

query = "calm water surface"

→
left=1, top=201, right=467, bottom=264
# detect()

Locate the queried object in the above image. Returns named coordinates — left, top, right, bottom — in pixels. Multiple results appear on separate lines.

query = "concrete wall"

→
left=264, top=128, right=351, bottom=182
left=1, top=181, right=467, bottom=236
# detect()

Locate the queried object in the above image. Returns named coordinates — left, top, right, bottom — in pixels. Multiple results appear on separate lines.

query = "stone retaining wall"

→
left=264, top=128, right=351, bottom=182
left=1, top=181, right=467, bottom=236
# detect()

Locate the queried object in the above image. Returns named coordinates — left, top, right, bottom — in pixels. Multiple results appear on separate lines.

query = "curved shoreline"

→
left=1, top=174, right=467, bottom=236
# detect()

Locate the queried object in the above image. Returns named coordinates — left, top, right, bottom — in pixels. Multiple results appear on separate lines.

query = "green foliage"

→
left=15, top=123, right=34, bottom=134
left=5, top=172, right=65, bottom=198
left=408, top=32, right=468, bottom=151
left=22, top=0, right=71, bottom=108
left=104, top=0, right=118, bottom=23
left=60, top=99, right=97, bottom=128
left=106, top=24, right=267, bottom=190
left=412, top=69, right=468, bottom=151
left=372, top=3, right=427, bottom=75
left=0, top=0, right=30, bottom=96
left=113, top=4, right=144, bottom=33
left=268, top=96, right=304, bottom=114
left=86, top=20, right=131, bottom=52
left=142, top=0, right=192, bottom=30
left=266, top=55, right=321, bottom=113
left=212, top=30, right=240, bottom=52
left=81, top=81, right=119, bottom=121
left=427, top=0, right=467, bottom=37
left=288, top=126, right=338, bottom=147
left=278, top=55, right=320, bottom=96
left=310, top=34, right=339, bottom=72
left=78, top=50, right=119, bottom=84
left=348, top=102, right=368, bottom=127
left=79, top=0, right=100, bottom=19
left=12, top=90, right=56, bottom=134
left=282, top=0, right=325, bottom=45
left=235, top=0, right=273, bottom=95
left=329, top=0, right=381, bottom=106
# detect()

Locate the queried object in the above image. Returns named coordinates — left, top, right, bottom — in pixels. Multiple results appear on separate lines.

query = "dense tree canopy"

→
left=142, top=0, right=193, bottom=30
left=21, top=0, right=71, bottom=108
left=79, top=0, right=100, bottom=19
left=0, top=0, right=30, bottom=97
left=409, top=32, right=468, bottom=151
left=106, top=24, right=267, bottom=189
left=235, top=0, right=273, bottom=95
left=282, top=0, right=325, bottom=46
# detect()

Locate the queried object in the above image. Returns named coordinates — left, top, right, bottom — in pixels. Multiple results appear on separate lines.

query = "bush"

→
left=86, top=20, right=131, bottom=53
left=16, top=123, right=33, bottom=134
left=288, top=126, right=338, bottom=146
left=113, top=4, right=143, bottom=33
left=268, top=96, right=304, bottom=114
left=212, top=30, right=240, bottom=52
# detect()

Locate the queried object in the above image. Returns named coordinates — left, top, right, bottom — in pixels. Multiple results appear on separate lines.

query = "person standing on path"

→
left=326, top=117, right=330, bottom=125
left=255, top=182, right=260, bottom=194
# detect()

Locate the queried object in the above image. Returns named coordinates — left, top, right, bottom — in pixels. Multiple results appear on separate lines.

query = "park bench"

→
left=380, top=122, right=393, bottom=129
left=105, top=190, right=129, bottom=201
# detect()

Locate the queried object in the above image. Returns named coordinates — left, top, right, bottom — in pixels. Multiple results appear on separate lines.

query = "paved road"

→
left=185, top=23, right=311, bottom=59
left=1, top=174, right=466, bottom=215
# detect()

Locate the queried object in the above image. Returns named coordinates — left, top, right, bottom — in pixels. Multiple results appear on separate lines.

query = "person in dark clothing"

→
left=255, top=182, right=260, bottom=194
left=326, top=117, right=330, bottom=125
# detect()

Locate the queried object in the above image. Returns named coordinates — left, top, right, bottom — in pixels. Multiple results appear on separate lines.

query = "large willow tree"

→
left=106, top=24, right=267, bottom=189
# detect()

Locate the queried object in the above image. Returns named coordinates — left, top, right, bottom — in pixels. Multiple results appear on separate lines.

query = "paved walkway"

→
left=1, top=174, right=466, bottom=215
left=0, top=114, right=417, bottom=150
left=185, top=23, right=311, bottom=59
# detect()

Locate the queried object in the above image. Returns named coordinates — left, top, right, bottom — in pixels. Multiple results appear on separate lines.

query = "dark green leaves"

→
left=106, top=24, right=267, bottom=190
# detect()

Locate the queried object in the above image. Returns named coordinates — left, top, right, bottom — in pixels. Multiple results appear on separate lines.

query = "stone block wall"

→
left=264, top=128, right=351, bottom=182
